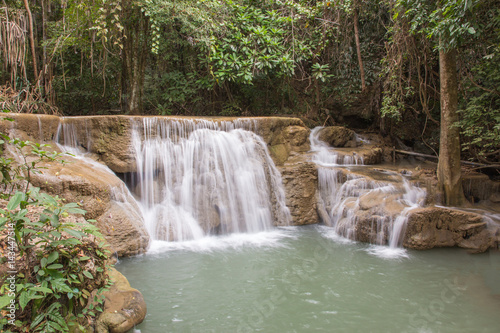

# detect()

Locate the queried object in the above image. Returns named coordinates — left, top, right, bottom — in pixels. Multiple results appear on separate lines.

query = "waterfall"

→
left=311, top=127, right=426, bottom=251
left=55, top=117, right=290, bottom=243
left=310, top=127, right=364, bottom=166
left=55, top=118, right=147, bottom=233
left=130, top=118, right=290, bottom=241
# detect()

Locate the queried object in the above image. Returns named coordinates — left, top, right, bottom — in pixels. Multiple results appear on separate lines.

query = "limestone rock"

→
left=96, top=268, right=147, bottom=333
left=279, top=160, right=319, bottom=225
left=59, top=116, right=136, bottom=174
left=462, top=173, right=500, bottom=202
left=0, top=113, right=60, bottom=143
left=317, top=126, right=354, bottom=147
left=403, top=207, right=494, bottom=253
left=30, top=156, right=149, bottom=257
left=266, top=123, right=311, bottom=166
left=490, top=192, right=500, bottom=203
left=98, top=202, right=150, bottom=257
left=283, top=125, right=310, bottom=153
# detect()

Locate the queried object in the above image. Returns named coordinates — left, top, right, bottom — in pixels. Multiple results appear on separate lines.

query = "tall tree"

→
left=437, top=43, right=463, bottom=205
left=393, top=0, right=479, bottom=206
left=352, top=1, right=366, bottom=91
left=121, top=0, right=149, bottom=114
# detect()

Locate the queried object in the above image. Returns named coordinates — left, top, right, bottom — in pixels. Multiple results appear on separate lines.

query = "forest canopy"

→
left=0, top=0, right=499, bottom=165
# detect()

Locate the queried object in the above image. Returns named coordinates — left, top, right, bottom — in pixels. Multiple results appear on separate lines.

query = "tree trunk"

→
left=23, top=0, right=38, bottom=84
left=353, top=6, right=366, bottom=92
left=437, top=44, right=465, bottom=206
left=121, top=0, right=149, bottom=115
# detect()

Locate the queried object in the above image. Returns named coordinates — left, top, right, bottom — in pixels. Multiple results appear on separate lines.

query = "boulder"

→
left=30, top=156, right=149, bottom=257
left=403, top=207, right=495, bottom=253
left=279, top=160, right=319, bottom=225
left=317, top=126, right=355, bottom=147
left=265, top=123, right=311, bottom=166
left=96, top=268, right=147, bottom=333
left=462, top=173, right=500, bottom=202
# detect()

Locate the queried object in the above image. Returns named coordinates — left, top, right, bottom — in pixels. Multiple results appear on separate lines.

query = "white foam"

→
left=365, top=245, right=410, bottom=260
left=318, top=226, right=355, bottom=244
left=146, top=229, right=293, bottom=255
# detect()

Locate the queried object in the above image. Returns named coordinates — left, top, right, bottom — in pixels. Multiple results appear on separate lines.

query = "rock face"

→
left=96, top=268, right=147, bottom=333
left=403, top=207, right=495, bottom=253
left=279, top=159, right=319, bottom=225
left=256, top=119, right=311, bottom=166
left=29, top=156, right=149, bottom=257
left=317, top=126, right=355, bottom=147
left=462, top=173, right=500, bottom=202
left=57, top=116, right=137, bottom=173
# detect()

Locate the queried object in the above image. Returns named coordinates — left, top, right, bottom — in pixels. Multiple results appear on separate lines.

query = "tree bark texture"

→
left=353, top=6, right=366, bottom=92
left=121, top=1, right=149, bottom=115
left=437, top=45, right=465, bottom=206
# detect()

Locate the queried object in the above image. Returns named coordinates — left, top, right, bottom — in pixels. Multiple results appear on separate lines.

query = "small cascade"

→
left=310, top=127, right=364, bottom=166
left=312, top=126, right=426, bottom=252
left=55, top=119, right=146, bottom=233
left=55, top=118, right=93, bottom=157
left=130, top=118, right=291, bottom=242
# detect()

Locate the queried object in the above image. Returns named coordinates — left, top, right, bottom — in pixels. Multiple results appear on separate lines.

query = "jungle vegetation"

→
left=0, top=0, right=499, bottom=199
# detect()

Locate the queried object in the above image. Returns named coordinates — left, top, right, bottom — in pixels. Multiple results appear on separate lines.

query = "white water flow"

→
left=310, top=127, right=364, bottom=166
left=311, top=127, right=426, bottom=255
left=131, top=118, right=290, bottom=242
left=54, top=119, right=146, bottom=232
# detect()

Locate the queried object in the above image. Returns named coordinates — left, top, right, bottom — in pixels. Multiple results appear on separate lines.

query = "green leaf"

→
left=0, top=295, right=12, bottom=309
left=47, top=264, right=63, bottom=269
left=19, top=291, right=30, bottom=310
left=83, top=271, right=94, bottom=279
left=40, top=193, right=58, bottom=207
left=31, top=286, right=53, bottom=294
left=41, top=257, right=48, bottom=268
left=49, top=214, right=60, bottom=228
left=65, top=207, right=87, bottom=215
left=63, top=228, right=84, bottom=239
left=47, top=251, right=59, bottom=264
left=30, top=312, right=46, bottom=330
left=7, top=192, right=25, bottom=210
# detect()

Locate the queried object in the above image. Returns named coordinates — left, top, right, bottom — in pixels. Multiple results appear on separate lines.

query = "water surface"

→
left=118, top=226, right=500, bottom=333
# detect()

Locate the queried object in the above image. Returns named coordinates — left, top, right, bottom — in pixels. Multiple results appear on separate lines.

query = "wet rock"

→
left=266, top=123, right=311, bottom=166
left=462, top=173, right=500, bottom=202
left=96, top=268, right=147, bottom=333
left=490, top=192, right=500, bottom=203
left=279, top=160, right=319, bottom=225
left=29, top=156, right=149, bottom=257
left=99, top=202, right=149, bottom=257
left=317, top=126, right=355, bottom=147
left=403, top=207, right=494, bottom=253
left=360, top=147, right=383, bottom=164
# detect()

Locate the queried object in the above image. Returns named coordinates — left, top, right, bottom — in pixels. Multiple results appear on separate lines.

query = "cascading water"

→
left=130, top=118, right=291, bottom=242
left=54, top=119, right=147, bottom=241
left=310, top=127, right=364, bottom=166
left=311, top=127, right=426, bottom=255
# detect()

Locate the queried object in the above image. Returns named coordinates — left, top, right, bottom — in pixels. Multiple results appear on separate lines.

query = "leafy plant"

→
left=0, top=122, right=112, bottom=332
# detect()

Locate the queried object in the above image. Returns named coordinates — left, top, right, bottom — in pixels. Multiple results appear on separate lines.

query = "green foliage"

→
left=311, top=63, right=332, bottom=83
left=396, top=0, right=478, bottom=50
left=0, top=114, right=67, bottom=195
left=0, top=123, right=111, bottom=332
left=208, top=1, right=311, bottom=85
left=457, top=46, right=500, bottom=161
